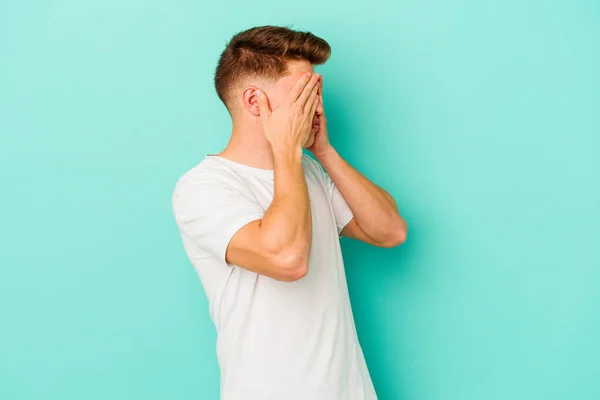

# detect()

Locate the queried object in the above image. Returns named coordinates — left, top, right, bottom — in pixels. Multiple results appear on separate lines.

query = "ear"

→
left=241, top=87, right=261, bottom=117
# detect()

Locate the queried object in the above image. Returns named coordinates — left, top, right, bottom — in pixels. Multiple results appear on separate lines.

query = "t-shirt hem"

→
left=337, top=209, right=354, bottom=237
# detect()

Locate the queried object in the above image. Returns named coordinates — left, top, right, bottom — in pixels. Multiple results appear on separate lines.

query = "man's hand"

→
left=307, top=76, right=332, bottom=158
left=256, top=72, right=321, bottom=155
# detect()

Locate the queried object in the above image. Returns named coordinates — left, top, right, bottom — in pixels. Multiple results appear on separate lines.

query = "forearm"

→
left=260, top=146, right=312, bottom=266
left=316, top=146, right=407, bottom=243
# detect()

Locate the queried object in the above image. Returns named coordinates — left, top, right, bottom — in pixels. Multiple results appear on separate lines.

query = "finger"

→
left=297, top=73, right=321, bottom=109
left=316, top=75, right=322, bottom=96
left=309, top=97, right=319, bottom=123
left=319, top=76, right=324, bottom=102
left=255, top=90, right=271, bottom=119
left=283, top=72, right=313, bottom=105
left=306, top=84, right=320, bottom=118
left=304, top=83, right=319, bottom=113
left=316, top=78, right=324, bottom=114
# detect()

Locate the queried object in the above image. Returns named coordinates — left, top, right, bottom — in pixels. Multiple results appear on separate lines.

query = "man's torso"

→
left=173, top=154, right=377, bottom=400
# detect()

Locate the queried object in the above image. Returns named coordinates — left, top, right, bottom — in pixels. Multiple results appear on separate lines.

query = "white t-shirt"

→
left=172, top=153, right=377, bottom=400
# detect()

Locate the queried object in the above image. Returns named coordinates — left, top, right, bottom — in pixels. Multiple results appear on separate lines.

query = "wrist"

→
left=313, top=144, right=336, bottom=163
left=272, top=144, right=304, bottom=165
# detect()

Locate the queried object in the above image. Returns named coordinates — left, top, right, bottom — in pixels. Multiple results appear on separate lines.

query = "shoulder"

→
left=172, top=158, right=247, bottom=208
left=301, top=153, right=325, bottom=177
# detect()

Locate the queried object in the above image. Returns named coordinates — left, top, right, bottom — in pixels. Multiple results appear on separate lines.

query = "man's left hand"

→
left=307, top=76, right=333, bottom=158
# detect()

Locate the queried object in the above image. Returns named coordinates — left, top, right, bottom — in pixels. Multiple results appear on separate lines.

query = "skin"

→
left=218, top=60, right=408, bottom=281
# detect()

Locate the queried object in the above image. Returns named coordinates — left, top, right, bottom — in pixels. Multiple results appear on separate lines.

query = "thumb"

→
left=255, top=90, right=271, bottom=118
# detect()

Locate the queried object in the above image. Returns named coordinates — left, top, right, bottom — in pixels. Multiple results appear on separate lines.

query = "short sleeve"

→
left=305, top=156, right=354, bottom=236
left=324, top=171, right=354, bottom=236
left=172, top=173, right=265, bottom=266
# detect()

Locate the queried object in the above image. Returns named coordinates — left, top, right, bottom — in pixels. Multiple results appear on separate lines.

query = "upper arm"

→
left=340, top=217, right=377, bottom=245
left=172, top=175, right=304, bottom=282
left=340, top=217, right=362, bottom=241
left=340, top=216, right=405, bottom=247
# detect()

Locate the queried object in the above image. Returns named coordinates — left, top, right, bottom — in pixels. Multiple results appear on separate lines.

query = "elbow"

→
left=393, top=228, right=408, bottom=247
left=273, top=250, right=310, bottom=282
left=279, top=264, right=309, bottom=282
left=381, top=219, right=408, bottom=248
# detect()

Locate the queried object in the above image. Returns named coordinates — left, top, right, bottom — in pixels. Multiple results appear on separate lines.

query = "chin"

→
left=303, top=133, right=316, bottom=148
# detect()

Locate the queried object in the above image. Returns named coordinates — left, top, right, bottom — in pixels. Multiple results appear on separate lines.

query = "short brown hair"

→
left=214, top=25, right=331, bottom=109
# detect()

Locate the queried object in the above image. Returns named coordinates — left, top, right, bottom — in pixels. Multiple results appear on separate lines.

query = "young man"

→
left=172, top=25, right=407, bottom=400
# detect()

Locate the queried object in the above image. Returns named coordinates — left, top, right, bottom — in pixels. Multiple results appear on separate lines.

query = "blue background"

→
left=1, top=1, right=599, bottom=399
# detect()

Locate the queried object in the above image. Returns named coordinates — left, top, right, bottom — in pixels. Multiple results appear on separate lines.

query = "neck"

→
left=217, top=118, right=276, bottom=170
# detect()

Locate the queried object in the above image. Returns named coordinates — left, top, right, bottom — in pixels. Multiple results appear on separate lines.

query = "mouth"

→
left=311, top=117, right=320, bottom=130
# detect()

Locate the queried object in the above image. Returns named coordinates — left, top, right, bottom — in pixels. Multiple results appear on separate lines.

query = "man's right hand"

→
left=255, top=72, right=321, bottom=153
